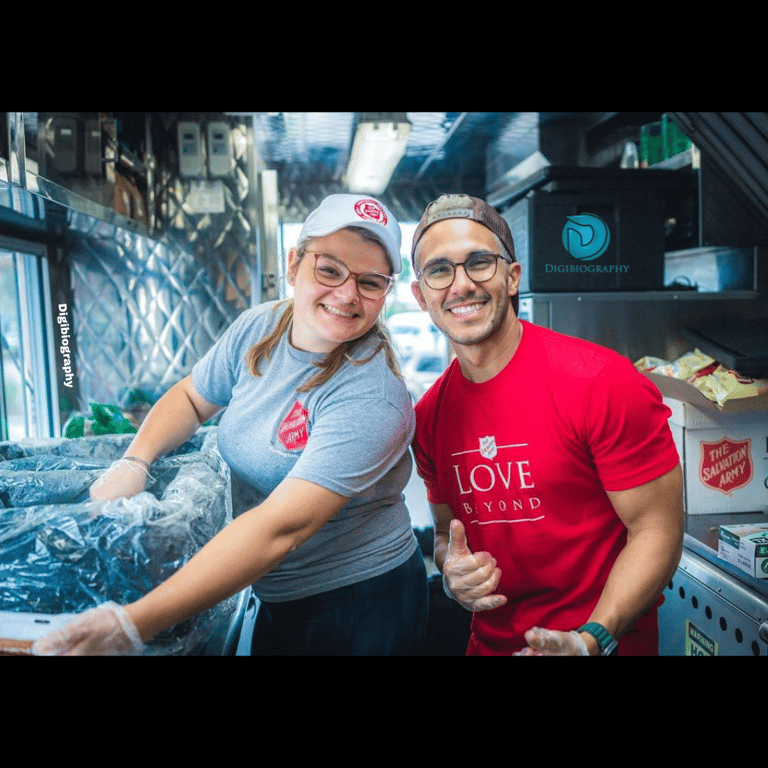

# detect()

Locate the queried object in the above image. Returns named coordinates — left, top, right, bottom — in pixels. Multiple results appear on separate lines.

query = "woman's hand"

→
left=90, top=458, right=152, bottom=501
left=32, top=602, right=145, bottom=656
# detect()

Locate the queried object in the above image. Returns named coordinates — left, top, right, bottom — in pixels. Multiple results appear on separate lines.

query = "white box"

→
left=718, top=523, right=768, bottom=579
left=664, top=398, right=768, bottom=515
left=0, top=611, right=75, bottom=655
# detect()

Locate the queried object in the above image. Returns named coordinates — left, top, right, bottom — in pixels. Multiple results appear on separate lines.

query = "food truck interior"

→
left=0, top=112, right=766, bottom=655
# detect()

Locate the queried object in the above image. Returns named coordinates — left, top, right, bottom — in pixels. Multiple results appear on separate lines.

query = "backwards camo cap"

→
left=299, top=194, right=403, bottom=274
left=411, top=194, right=516, bottom=266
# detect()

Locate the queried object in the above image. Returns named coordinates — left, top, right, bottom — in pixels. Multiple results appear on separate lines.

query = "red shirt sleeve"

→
left=584, top=358, right=680, bottom=492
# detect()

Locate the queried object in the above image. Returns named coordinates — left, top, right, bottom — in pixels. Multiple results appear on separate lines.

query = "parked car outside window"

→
left=401, top=349, right=447, bottom=402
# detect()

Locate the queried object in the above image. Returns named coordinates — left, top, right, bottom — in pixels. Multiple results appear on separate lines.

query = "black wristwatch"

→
left=577, top=622, right=618, bottom=656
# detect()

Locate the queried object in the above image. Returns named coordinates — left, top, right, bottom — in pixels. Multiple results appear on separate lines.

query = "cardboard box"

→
left=660, top=396, right=768, bottom=515
left=646, top=371, right=768, bottom=414
left=718, top=523, right=768, bottom=579
left=641, top=372, right=768, bottom=514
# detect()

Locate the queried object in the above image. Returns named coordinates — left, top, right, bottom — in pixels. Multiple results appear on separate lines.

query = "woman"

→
left=33, top=194, right=428, bottom=656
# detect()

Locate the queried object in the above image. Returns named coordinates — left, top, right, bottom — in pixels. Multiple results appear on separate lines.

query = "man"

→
left=410, top=194, right=684, bottom=656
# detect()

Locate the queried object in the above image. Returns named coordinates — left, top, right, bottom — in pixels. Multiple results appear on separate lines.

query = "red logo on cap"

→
left=699, top=437, right=753, bottom=495
left=278, top=400, right=309, bottom=451
left=354, top=199, right=388, bottom=226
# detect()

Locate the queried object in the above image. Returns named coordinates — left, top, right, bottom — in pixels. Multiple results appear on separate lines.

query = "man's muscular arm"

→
left=519, top=464, right=684, bottom=656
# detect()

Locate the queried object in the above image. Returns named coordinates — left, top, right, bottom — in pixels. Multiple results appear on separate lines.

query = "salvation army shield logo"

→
left=354, top=198, right=388, bottom=225
left=479, top=436, right=498, bottom=460
left=278, top=400, right=309, bottom=451
left=699, top=437, right=753, bottom=496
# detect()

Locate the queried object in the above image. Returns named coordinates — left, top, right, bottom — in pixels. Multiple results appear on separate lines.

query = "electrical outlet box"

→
left=207, top=122, right=231, bottom=177
left=84, top=119, right=102, bottom=176
left=51, top=117, right=79, bottom=175
left=178, top=121, right=202, bottom=177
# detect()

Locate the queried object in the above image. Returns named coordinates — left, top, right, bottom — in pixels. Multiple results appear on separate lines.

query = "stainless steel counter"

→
left=658, top=512, right=768, bottom=655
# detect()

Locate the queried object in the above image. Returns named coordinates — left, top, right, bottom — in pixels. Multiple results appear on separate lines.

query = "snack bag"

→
left=633, top=356, right=670, bottom=373
left=658, top=349, right=717, bottom=380
left=690, top=365, right=768, bottom=406
left=635, top=349, right=767, bottom=406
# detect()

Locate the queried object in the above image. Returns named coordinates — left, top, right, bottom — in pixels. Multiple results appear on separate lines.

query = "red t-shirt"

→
left=413, top=321, right=680, bottom=655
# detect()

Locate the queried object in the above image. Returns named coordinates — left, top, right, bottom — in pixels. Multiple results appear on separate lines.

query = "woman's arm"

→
left=127, top=477, right=349, bottom=641
left=122, top=375, right=223, bottom=464
left=37, top=477, right=350, bottom=653
left=90, top=376, right=223, bottom=500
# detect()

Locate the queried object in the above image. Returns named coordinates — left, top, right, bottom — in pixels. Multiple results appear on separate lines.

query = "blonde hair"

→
left=246, top=228, right=402, bottom=392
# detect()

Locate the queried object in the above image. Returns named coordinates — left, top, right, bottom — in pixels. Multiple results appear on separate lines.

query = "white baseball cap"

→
left=298, top=194, right=403, bottom=274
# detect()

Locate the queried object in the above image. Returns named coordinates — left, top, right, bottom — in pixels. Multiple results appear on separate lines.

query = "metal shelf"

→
left=520, top=290, right=762, bottom=303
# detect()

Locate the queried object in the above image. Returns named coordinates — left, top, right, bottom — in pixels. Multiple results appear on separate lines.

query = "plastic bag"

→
left=0, top=428, right=238, bottom=656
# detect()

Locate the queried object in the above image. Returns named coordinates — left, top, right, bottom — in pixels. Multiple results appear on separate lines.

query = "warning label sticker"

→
left=685, top=620, right=718, bottom=656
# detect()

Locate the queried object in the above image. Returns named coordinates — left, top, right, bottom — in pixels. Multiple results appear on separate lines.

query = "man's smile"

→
left=447, top=302, right=487, bottom=317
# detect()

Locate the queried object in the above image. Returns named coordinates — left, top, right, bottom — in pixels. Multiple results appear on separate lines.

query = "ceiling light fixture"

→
left=344, top=113, right=411, bottom=195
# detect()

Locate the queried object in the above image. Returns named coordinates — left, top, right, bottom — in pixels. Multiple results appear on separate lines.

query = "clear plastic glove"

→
left=513, top=627, right=590, bottom=656
left=90, top=457, right=152, bottom=501
left=31, top=601, right=145, bottom=656
left=442, top=519, right=507, bottom=612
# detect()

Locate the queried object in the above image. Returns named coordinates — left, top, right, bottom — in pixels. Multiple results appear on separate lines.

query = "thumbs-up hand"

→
left=442, top=519, right=507, bottom=612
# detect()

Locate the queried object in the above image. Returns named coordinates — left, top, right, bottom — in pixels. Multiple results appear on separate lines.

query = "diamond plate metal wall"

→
left=65, top=114, right=260, bottom=408
left=47, top=112, right=449, bottom=414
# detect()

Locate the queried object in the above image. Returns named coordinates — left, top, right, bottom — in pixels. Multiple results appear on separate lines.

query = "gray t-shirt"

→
left=191, top=301, right=417, bottom=602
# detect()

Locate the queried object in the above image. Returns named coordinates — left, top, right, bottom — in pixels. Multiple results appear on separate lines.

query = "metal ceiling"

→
left=244, top=111, right=768, bottom=226
left=244, top=112, right=541, bottom=222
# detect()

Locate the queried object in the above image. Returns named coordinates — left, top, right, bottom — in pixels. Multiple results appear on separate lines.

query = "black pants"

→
left=250, top=549, right=429, bottom=656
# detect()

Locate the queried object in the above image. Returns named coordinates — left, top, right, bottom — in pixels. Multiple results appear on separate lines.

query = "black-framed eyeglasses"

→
left=417, top=252, right=512, bottom=290
left=308, top=253, right=394, bottom=300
